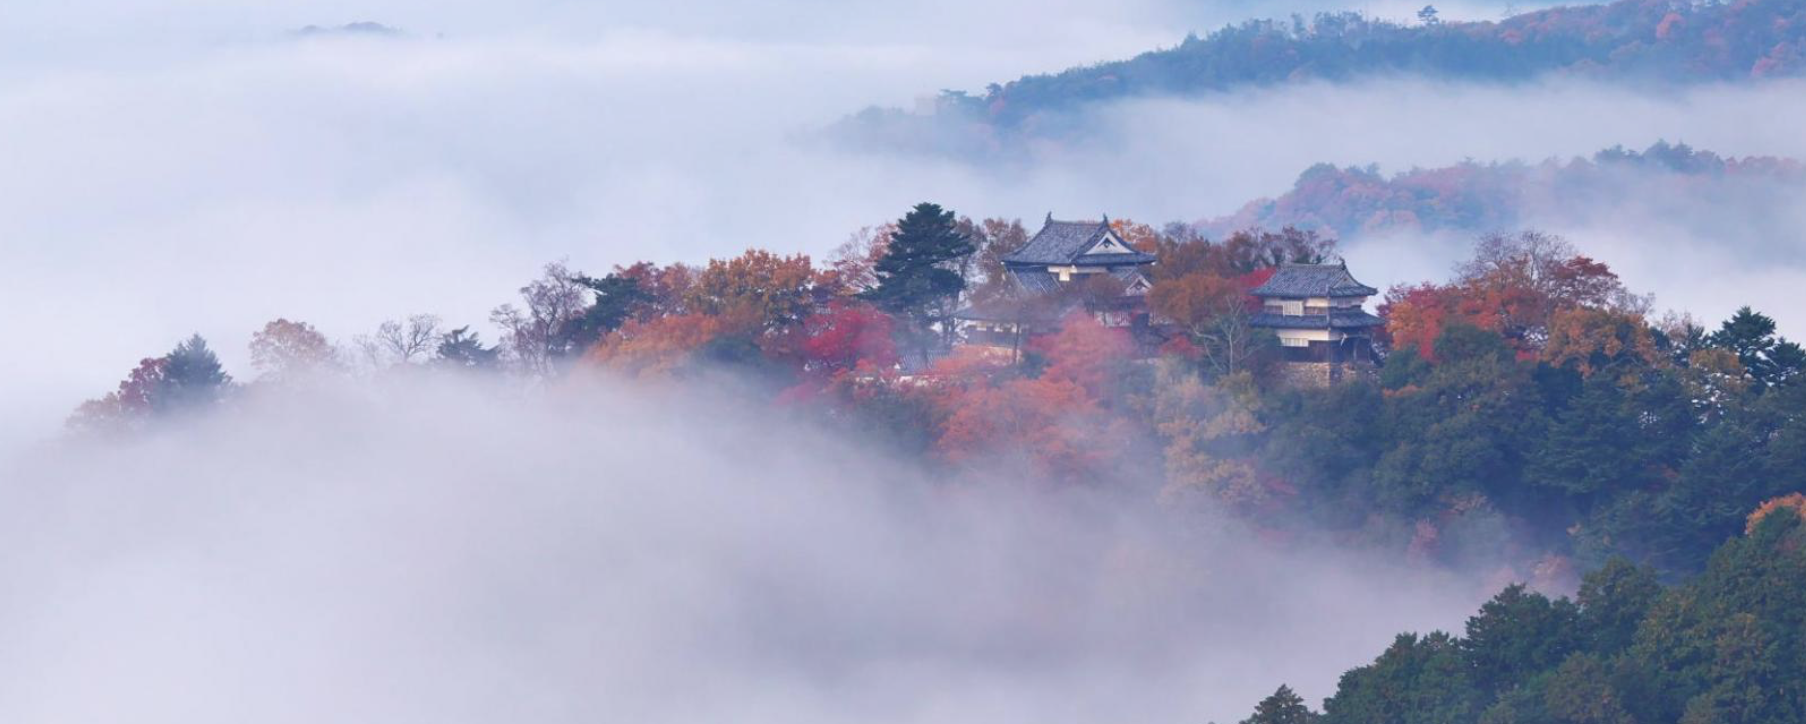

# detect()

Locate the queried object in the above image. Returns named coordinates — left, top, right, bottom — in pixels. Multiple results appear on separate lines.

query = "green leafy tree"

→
left=1528, top=376, right=1644, bottom=499
left=1760, top=381, right=1806, bottom=490
left=1476, top=682, right=1550, bottom=724
left=1372, top=324, right=1545, bottom=515
left=1650, top=415, right=1778, bottom=571
left=1624, top=511, right=1806, bottom=724
left=1318, top=481, right=1806, bottom=724
left=1463, top=584, right=1583, bottom=696
left=861, top=202, right=975, bottom=363
left=1322, top=632, right=1483, bottom=724
left=1543, top=653, right=1634, bottom=724
left=1258, top=380, right=1387, bottom=527
left=1379, top=345, right=1433, bottom=390
left=1575, top=557, right=1663, bottom=656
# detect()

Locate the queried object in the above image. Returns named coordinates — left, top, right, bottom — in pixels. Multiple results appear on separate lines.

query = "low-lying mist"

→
left=0, top=373, right=1483, bottom=724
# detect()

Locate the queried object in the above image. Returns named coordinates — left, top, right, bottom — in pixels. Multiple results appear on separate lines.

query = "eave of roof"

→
left=1065, top=253, right=1157, bottom=266
left=1250, top=263, right=1380, bottom=298
left=1250, top=310, right=1384, bottom=330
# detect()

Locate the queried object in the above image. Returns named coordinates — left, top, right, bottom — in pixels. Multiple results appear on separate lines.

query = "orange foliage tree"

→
left=249, top=318, right=337, bottom=381
left=1382, top=232, right=1644, bottom=361
left=931, top=314, right=1133, bottom=484
left=1109, top=217, right=1162, bottom=253
left=1747, top=493, right=1806, bottom=534
left=819, top=224, right=893, bottom=297
left=966, top=218, right=1031, bottom=306
left=68, top=357, right=168, bottom=433
left=613, top=261, right=696, bottom=319
left=587, top=313, right=729, bottom=377
left=1148, top=273, right=1266, bottom=376
left=935, top=377, right=1113, bottom=479
left=1033, top=313, right=1134, bottom=399
left=1541, top=307, right=1660, bottom=377
left=684, top=249, right=816, bottom=329
left=1153, top=366, right=1272, bottom=510
left=1380, top=283, right=1461, bottom=361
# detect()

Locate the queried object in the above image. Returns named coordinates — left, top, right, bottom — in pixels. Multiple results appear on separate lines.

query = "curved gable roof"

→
left=1002, top=217, right=1156, bottom=266
left=1250, top=263, right=1379, bottom=298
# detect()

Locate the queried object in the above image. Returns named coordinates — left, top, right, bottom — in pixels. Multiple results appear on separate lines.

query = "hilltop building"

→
left=955, top=215, right=1157, bottom=352
left=952, top=216, right=1385, bottom=386
left=1249, top=262, right=1384, bottom=384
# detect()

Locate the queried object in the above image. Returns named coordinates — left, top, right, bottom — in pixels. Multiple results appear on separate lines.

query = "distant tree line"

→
left=836, top=0, right=1806, bottom=155
left=1201, top=141, right=1806, bottom=241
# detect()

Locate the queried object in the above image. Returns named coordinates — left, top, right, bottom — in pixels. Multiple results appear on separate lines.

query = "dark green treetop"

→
left=860, top=202, right=975, bottom=356
left=1242, top=684, right=1319, bottom=724
left=157, top=334, right=232, bottom=412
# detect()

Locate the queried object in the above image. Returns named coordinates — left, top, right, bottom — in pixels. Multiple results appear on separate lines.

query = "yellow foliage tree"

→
left=1542, top=307, right=1659, bottom=378
left=683, top=249, right=816, bottom=329
left=1153, top=365, right=1270, bottom=508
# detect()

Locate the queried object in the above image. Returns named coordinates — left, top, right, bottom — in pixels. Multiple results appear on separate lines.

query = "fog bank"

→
left=0, top=376, right=1482, bottom=724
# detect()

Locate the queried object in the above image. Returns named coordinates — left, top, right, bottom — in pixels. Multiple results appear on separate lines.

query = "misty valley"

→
left=4, top=0, right=1806, bottom=723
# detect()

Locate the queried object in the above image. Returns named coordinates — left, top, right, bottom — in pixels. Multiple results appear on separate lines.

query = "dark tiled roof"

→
left=1002, top=217, right=1156, bottom=266
left=1251, top=263, right=1379, bottom=298
left=1070, top=252, right=1157, bottom=266
left=1110, top=267, right=1153, bottom=294
left=1329, top=309, right=1385, bottom=329
left=953, top=295, right=1076, bottom=323
left=1108, top=267, right=1149, bottom=283
left=954, top=248, right=1156, bottom=322
left=1251, top=310, right=1385, bottom=330
left=1008, top=267, right=1062, bottom=294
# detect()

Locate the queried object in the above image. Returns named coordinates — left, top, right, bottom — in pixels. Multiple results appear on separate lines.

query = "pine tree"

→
left=436, top=327, right=500, bottom=369
left=861, top=202, right=974, bottom=363
left=1528, top=375, right=1642, bottom=498
left=560, top=273, right=650, bottom=352
left=156, top=334, right=231, bottom=413
left=1576, top=557, right=1663, bottom=655
left=1709, top=306, right=1803, bottom=390
left=1243, top=684, right=1319, bottom=724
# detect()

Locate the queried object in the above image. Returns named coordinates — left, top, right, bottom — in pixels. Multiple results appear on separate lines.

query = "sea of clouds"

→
left=2, top=1, right=1804, bottom=720
left=6, top=13, right=1806, bottom=449
left=0, top=375, right=1484, bottom=724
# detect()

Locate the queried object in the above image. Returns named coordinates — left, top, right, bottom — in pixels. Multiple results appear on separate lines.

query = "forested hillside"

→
left=837, top=0, right=1806, bottom=153
left=1200, top=141, right=1806, bottom=239
left=1237, top=500, right=1806, bottom=723
left=70, top=205, right=1806, bottom=589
